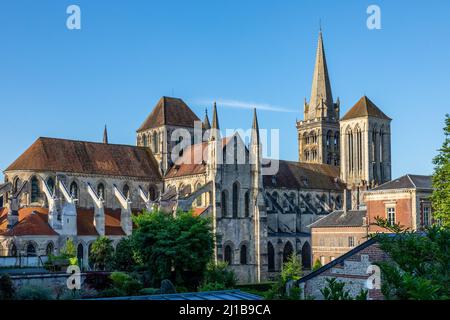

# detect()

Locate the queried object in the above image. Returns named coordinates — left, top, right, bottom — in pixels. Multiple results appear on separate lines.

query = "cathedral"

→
left=0, top=31, right=391, bottom=283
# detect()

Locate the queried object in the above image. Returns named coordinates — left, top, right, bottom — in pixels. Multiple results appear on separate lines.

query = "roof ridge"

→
left=406, top=174, right=417, bottom=188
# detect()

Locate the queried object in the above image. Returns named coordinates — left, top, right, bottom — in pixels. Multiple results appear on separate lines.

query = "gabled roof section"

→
left=342, top=96, right=391, bottom=121
left=309, top=210, right=366, bottom=228
left=5, top=137, right=162, bottom=180
left=262, top=160, right=344, bottom=191
left=137, top=96, right=200, bottom=131
left=0, top=207, right=58, bottom=236
left=372, top=174, right=432, bottom=191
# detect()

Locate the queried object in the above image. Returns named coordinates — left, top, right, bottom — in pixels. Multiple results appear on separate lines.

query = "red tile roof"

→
left=76, top=208, right=126, bottom=236
left=5, top=137, right=162, bottom=180
left=137, top=97, right=200, bottom=131
left=0, top=207, right=58, bottom=236
left=192, top=207, right=208, bottom=217
left=166, top=137, right=231, bottom=178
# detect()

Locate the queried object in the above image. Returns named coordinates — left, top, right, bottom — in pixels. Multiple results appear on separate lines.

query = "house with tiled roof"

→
left=0, top=30, right=403, bottom=283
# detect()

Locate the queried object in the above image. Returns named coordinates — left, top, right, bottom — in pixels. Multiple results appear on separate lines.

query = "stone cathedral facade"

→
left=0, top=31, right=392, bottom=283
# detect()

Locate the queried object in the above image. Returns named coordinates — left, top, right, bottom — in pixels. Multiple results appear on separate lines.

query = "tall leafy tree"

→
left=90, top=236, right=114, bottom=271
left=132, top=210, right=214, bottom=287
left=431, top=114, right=450, bottom=228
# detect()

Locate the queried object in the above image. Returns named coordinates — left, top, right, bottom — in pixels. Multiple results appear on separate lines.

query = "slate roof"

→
left=91, top=290, right=263, bottom=300
left=137, top=96, right=200, bottom=131
left=262, top=160, right=344, bottom=191
left=342, top=96, right=391, bottom=121
left=309, top=210, right=366, bottom=228
left=372, top=174, right=432, bottom=191
left=5, top=137, right=162, bottom=181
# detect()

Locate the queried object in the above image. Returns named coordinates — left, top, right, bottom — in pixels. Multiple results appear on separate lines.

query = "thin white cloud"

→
left=197, top=99, right=296, bottom=113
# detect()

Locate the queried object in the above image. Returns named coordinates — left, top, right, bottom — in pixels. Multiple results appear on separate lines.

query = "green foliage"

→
left=320, top=278, right=352, bottom=300
left=16, top=285, right=53, bottom=300
left=312, top=259, right=322, bottom=271
left=139, top=287, right=159, bottom=295
left=90, top=236, right=115, bottom=271
left=109, top=272, right=143, bottom=296
left=0, top=274, right=15, bottom=300
left=281, top=253, right=303, bottom=283
left=132, top=210, right=214, bottom=286
left=373, top=218, right=450, bottom=300
left=355, top=289, right=369, bottom=300
left=60, top=238, right=76, bottom=258
left=112, top=237, right=137, bottom=272
left=198, top=261, right=237, bottom=292
left=431, top=114, right=450, bottom=228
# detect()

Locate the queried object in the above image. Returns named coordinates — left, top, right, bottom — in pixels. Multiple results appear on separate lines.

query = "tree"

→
left=373, top=217, right=450, bottom=300
left=312, top=259, right=322, bottom=271
left=281, top=253, right=303, bottom=283
left=199, top=261, right=237, bottom=291
left=90, top=236, right=114, bottom=271
left=431, top=114, right=450, bottom=228
left=60, top=238, right=76, bottom=258
left=112, top=237, right=136, bottom=272
left=132, top=209, right=214, bottom=287
left=320, top=278, right=368, bottom=300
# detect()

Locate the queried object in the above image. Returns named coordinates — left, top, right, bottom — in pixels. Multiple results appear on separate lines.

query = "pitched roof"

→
left=76, top=208, right=126, bottom=236
left=5, top=137, right=162, bottom=180
left=341, top=96, right=391, bottom=121
left=165, top=137, right=232, bottom=178
left=309, top=210, right=366, bottom=228
left=0, top=207, right=58, bottom=236
left=372, top=174, right=432, bottom=191
left=262, top=160, right=344, bottom=191
left=137, top=97, right=200, bottom=131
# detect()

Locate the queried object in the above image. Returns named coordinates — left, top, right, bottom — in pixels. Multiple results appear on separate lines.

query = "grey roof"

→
left=91, top=290, right=263, bottom=301
left=372, top=174, right=432, bottom=191
left=309, top=210, right=366, bottom=228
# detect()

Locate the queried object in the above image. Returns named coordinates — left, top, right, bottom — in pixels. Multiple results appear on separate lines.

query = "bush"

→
left=123, top=279, right=143, bottom=296
left=109, top=272, right=143, bottom=296
left=199, top=261, right=236, bottom=291
left=113, top=237, right=137, bottom=272
left=139, top=288, right=159, bottom=295
left=84, top=272, right=112, bottom=291
left=160, top=279, right=176, bottom=294
left=0, top=274, right=15, bottom=300
left=90, top=236, right=114, bottom=271
left=98, top=287, right=125, bottom=298
left=312, top=259, right=322, bottom=271
left=16, top=285, right=53, bottom=300
left=281, top=253, right=303, bottom=283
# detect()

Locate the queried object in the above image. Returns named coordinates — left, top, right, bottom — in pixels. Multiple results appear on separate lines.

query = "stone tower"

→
left=297, top=31, right=340, bottom=166
left=340, top=96, right=392, bottom=208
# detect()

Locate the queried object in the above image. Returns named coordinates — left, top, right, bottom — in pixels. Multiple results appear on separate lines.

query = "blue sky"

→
left=0, top=0, right=449, bottom=180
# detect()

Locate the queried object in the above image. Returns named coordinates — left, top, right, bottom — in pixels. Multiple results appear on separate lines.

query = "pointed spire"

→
left=308, top=30, right=333, bottom=119
left=251, top=108, right=260, bottom=144
left=103, top=125, right=108, bottom=144
left=212, top=102, right=219, bottom=130
left=203, top=108, right=211, bottom=130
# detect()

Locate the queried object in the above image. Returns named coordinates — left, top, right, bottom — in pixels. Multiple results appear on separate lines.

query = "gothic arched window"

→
left=221, top=190, right=228, bottom=217
left=195, top=183, right=202, bottom=206
left=122, top=184, right=130, bottom=199
left=149, top=186, right=157, bottom=201
left=232, top=182, right=239, bottom=218
left=26, top=242, right=36, bottom=256
left=240, top=245, right=247, bottom=265
left=97, top=183, right=105, bottom=199
left=10, top=243, right=17, bottom=257
left=30, top=176, right=40, bottom=203
left=283, top=241, right=294, bottom=263
left=13, top=177, right=20, bottom=194
left=224, top=245, right=232, bottom=265
left=143, top=134, right=148, bottom=147
left=77, top=243, right=84, bottom=264
left=70, top=182, right=78, bottom=200
left=244, top=191, right=250, bottom=218
left=46, top=242, right=54, bottom=256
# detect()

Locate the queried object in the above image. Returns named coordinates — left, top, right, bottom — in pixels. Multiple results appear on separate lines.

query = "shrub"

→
left=98, top=287, right=125, bottom=298
left=199, top=261, right=236, bottom=291
left=84, top=272, right=112, bottom=291
left=160, top=279, right=177, bottom=294
left=113, top=237, right=137, bottom=272
left=312, top=259, right=322, bottom=271
left=281, top=253, right=303, bottom=283
left=16, top=285, right=53, bottom=300
left=89, top=236, right=114, bottom=271
left=139, top=288, right=159, bottom=295
left=109, top=272, right=143, bottom=296
left=0, top=274, right=15, bottom=300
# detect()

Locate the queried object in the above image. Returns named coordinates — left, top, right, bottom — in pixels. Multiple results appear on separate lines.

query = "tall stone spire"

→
left=103, top=125, right=108, bottom=144
left=251, top=108, right=260, bottom=145
left=307, top=30, right=334, bottom=120
left=212, top=102, right=219, bottom=130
